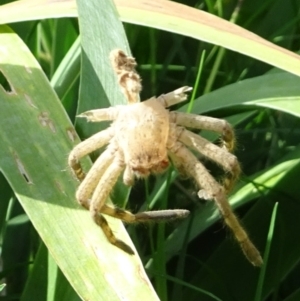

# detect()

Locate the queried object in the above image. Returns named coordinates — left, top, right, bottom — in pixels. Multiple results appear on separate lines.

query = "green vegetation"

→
left=0, top=0, right=300, bottom=300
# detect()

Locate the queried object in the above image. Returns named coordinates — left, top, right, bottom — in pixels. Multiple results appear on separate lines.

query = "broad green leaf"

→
left=0, top=0, right=300, bottom=77
left=75, top=0, right=131, bottom=139
left=0, top=25, right=158, bottom=301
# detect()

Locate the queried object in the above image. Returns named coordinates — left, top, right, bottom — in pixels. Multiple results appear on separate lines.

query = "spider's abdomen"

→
left=115, top=98, right=170, bottom=176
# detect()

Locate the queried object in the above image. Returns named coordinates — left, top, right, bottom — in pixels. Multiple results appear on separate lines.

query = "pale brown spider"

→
left=68, top=50, right=263, bottom=266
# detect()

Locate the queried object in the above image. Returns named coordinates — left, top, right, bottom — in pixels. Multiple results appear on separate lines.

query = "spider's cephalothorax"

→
left=68, top=49, right=263, bottom=266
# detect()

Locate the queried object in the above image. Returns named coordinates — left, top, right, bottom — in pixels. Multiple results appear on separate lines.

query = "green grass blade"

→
left=0, top=174, right=12, bottom=231
left=22, top=241, right=81, bottom=301
left=51, top=37, right=81, bottom=101
left=164, top=274, right=223, bottom=301
left=1, top=0, right=300, bottom=77
left=0, top=25, right=159, bottom=301
left=254, top=202, right=279, bottom=301
left=21, top=243, right=48, bottom=301
left=284, top=288, right=300, bottom=301
left=117, top=0, right=300, bottom=76
left=75, top=0, right=131, bottom=140
left=180, top=72, right=300, bottom=117
left=0, top=0, right=77, bottom=22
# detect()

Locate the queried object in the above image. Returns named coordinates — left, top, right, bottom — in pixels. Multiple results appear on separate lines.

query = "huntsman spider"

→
left=68, top=49, right=262, bottom=266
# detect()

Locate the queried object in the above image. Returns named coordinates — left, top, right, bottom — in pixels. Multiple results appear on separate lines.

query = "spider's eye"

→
left=150, top=159, right=169, bottom=174
left=160, top=160, right=169, bottom=169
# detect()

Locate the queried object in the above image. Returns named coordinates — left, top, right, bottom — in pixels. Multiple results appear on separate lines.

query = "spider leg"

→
left=77, top=145, right=188, bottom=253
left=100, top=204, right=189, bottom=223
left=100, top=160, right=189, bottom=223
left=77, top=106, right=119, bottom=123
left=178, top=127, right=240, bottom=193
left=75, top=145, right=116, bottom=209
left=156, top=86, right=192, bottom=107
left=169, top=141, right=263, bottom=266
left=170, top=112, right=235, bottom=152
left=89, top=154, right=135, bottom=254
left=68, top=127, right=114, bottom=181
left=91, top=156, right=188, bottom=237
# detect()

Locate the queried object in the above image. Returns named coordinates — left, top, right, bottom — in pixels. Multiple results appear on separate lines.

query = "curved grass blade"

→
left=116, top=0, right=300, bottom=77
left=0, top=0, right=300, bottom=77
left=51, top=37, right=81, bottom=101
left=254, top=202, right=279, bottom=301
left=180, top=72, right=300, bottom=117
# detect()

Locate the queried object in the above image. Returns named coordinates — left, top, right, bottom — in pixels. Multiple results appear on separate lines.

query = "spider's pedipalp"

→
left=68, top=127, right=114, bottom=181
left=178, top=127, right=241, bottom=192
left=157, top=86, right=193, bottom=108
left=77, top=107, right=119, bottom=123
left=110, top=49, right=137, bottom=72
left=170, top=112, right=235, bottom=152
left=123, top=165, right=135, bottom=186
left=75, top=145, right=116, bottom=209
left=169, top=141, right=263, bottom=266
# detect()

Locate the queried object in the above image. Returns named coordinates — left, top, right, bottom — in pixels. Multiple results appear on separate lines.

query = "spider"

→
left=68, top=49, right=263, bottom=266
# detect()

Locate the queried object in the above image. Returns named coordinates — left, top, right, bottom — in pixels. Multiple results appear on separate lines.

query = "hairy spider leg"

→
left=157, top=88, right=237, bottom=189
left=77, top=106, right=119, bottom=123
left=168, top=140, right=263, bottom=267
left=170, top=113, right=238, bottom=193
left=170, top=112, right=235, bottom=152
left=100, top=204, right=189, bottom=223
left=68, top=127, right=114, bottom=181
left=85, top=151, right=186, bottom=252
left=73, top=139, right=189, bottom=254
left=89, top=155, right=189, bottom=254
left=156, top=86, right=193, bottom=107
left=88, top=152, right=135, bottom=254
left=75, top=145, right=116, bottom=209
left=178, top=128, right=240, bottom=193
